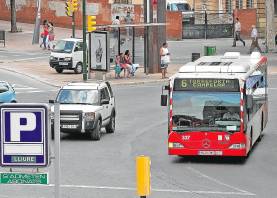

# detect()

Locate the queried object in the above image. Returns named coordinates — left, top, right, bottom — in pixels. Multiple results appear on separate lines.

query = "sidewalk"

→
left=1, top=20, right=277, bottom=87
left=0, top=20, right=180, bottom=87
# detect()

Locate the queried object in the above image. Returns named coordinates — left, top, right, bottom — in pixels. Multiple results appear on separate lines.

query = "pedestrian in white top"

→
left=250, top=25, right=262, bottom=53
left=112, top=16, right=120, bottom=38
left=160, top=42, right=170, bottom=79
left=232, top=18, right=245, bottom=47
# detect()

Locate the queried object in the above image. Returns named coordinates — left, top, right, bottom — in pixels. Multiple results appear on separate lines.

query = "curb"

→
left=0, top=66, right=169, bottom=88
left=0, top=67, right=61, bottom=88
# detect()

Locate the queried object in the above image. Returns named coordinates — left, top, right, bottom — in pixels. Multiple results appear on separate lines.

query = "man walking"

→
left=124, top=11, right=133, bottom=40
left=112, top=16, right=120, bottom=38
left=232, top=18, right=245, bottom=47
left=249, top=25, right=263, bottom=53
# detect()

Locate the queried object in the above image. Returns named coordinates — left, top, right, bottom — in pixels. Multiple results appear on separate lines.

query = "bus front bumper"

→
left=168, top=148, right=247, bottom=157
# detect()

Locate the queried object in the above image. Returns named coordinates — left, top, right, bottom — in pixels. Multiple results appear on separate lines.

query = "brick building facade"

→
left=186, top=0, right=276, bottom=38
left=0, top=0, right=182, bottom=40
left=0, top=0, right=275, bottom=39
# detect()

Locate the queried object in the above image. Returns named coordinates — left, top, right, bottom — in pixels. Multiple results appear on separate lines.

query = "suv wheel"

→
left=55, top=68, right=63, bottom=73
left=74, top=63, right=83, bottom=74
left=90, top=120, right=101, bottom=140
left=105, top=113, right=115, bottom=133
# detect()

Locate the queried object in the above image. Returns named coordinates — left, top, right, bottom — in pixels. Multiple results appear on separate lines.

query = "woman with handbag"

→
left=160, top=42, right=170, bottom=79
left=47, top=22, right=55, bottom=50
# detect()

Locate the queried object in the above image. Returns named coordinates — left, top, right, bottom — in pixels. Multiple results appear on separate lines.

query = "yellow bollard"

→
left=136, top=155, right=151, bottom=197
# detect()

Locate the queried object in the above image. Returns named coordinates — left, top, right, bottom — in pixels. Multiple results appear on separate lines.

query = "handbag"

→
left=162, top=55, right=170, bottom=64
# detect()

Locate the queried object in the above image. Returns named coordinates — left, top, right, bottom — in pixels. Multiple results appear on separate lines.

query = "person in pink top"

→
left=42, top=21, right=49, bottom=50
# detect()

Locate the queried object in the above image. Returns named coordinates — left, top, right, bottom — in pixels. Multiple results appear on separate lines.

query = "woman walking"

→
left=160, top=42, right=170, bottom=79
left=47, top=22, right=55, bottom=50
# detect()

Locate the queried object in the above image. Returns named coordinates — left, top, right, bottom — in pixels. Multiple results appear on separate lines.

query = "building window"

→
left=226, top=0, right=232, bottom=13
left=114, top=0, right=132, bottom=3
left=236, top=0, right=243, bottom=9
left=247, top=0, right=254, bottom=8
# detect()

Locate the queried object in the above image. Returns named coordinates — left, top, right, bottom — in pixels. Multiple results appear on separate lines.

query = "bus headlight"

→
left=84, top=112, right=95, bottom=121
left=169, top=142, right=184, bottom=148
left=229, top=143, right=246, bottom=149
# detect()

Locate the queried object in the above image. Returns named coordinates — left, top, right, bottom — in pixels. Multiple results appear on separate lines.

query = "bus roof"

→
left=174, top=52, right=266, bottom=80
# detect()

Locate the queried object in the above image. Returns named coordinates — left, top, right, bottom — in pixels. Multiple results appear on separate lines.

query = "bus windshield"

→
left=172, top=91, right=241, bottom=132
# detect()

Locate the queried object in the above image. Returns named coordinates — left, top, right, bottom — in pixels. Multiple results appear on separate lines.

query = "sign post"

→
left=54, top=102, right=61, bottom=198
left=0, top=104, right=49, bottom=167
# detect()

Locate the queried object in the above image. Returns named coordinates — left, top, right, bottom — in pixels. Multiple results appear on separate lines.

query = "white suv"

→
left=52, top=81, right=116, bottom=140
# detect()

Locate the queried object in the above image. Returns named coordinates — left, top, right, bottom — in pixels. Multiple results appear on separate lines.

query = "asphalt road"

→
left=0, top=49, right=49, bottom=63
left=0, top=69, right=277, bottom=198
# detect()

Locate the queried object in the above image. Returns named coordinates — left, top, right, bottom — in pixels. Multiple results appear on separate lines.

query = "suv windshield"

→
left=53, top=40, right=75, bottom=53
left=172, top=91, right=240, bottom=132
left=56, top=89, right=99, bottom=105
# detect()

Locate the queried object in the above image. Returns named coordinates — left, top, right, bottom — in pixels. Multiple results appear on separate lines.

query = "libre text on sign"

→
left=0, top=104, right=49, bottom=167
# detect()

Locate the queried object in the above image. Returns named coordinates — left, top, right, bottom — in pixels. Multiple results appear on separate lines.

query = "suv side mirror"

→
left=246, top=95, right=253, bottom=109
left=49, top=99, right=55, bottom=104
left=101, top=99, right=110, bottom=105
left=74, top=47, right=79, bottom=52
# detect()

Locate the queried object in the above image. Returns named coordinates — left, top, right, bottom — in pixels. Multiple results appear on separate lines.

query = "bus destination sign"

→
left=174, top=78, right=239, bottom=91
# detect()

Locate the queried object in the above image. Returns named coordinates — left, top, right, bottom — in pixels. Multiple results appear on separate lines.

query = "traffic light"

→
left=72, top=0, right=78, bottom=12
left=152, top=0, right=157, bottom=5
left=65, top=0, right=72, bottom=17
left=87, top=15, right=97, bottom=32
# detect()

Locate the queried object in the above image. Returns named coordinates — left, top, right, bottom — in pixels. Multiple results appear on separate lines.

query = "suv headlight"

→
left=84, top=112, right=95, bottom=121
left=50, top=56, right=54, bottom=60
left=64, top=57, right=72, bottom=61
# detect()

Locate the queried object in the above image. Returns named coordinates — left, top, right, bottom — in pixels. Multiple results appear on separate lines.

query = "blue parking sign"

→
left=0, top=104, right=49, bottom=167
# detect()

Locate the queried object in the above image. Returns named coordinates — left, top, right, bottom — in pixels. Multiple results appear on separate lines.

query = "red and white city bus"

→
left=161, top=52, right=268, bottom=157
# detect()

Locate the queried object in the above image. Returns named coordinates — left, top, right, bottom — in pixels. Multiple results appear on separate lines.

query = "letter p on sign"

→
left=10, top=112, right=36, bottom=142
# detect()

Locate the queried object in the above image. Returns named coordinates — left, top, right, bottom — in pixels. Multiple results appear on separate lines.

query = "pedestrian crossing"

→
left=13, top=85, right=57, bottom=94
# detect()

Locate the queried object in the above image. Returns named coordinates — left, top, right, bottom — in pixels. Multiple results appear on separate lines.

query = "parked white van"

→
left=49, top=38, right=84, bottom=74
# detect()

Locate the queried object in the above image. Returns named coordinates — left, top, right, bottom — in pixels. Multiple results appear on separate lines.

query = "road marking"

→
left=5, top=183, right=255, bottom=196
left=3, top=56, right=47, bottom=63
left=16, top=90, right=57, bottom=94
left=187, top=167, right=255, bottom=195
left=14, top=87, right=37, bottom=90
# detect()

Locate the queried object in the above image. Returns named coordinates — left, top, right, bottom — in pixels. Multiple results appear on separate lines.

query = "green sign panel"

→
left=0, top=172, right=48, bottom=185
left=174, top=78, right=239, bottom=92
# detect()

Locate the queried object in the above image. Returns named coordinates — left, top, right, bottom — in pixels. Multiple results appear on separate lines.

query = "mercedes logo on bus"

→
left=202, top=139, right=211, bottom=148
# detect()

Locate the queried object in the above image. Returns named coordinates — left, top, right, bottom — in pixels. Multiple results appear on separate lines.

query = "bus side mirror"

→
left=246, top=95, right=253, bottom=109
left=161, top=95, right=167, bottom=106
left=161, top=85, right=169, bottom=106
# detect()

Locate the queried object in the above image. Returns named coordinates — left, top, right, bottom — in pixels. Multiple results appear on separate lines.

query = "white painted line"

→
left=4, top=56, right=47, bottom=63
left=16, top=90, right=57, bottom=94
left=187, top=167, right=255, bottom=195
left=14, top=87, right=37, bottom=90
left=8, top=183, right=255, bottom=196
